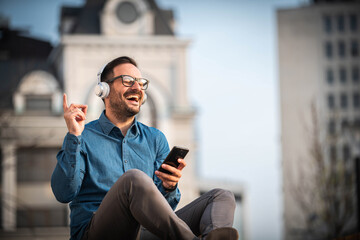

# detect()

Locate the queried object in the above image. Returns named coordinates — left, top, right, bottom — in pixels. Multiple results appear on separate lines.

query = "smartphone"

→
left=158, top=146, right=189, bottom=175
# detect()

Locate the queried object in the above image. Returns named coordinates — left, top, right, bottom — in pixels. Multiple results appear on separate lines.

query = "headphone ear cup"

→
left=95, top=82, right=110, bottom=99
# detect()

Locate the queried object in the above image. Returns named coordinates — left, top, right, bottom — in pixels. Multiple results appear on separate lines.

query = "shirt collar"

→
left=98, top=111, right=140, bottom=138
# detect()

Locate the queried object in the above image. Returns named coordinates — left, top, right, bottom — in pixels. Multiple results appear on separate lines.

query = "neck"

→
left=105, top=110, right=135, bottom=137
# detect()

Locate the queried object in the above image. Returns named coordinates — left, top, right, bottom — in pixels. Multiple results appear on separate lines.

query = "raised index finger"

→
left=63, top=93, right=68, bottom=112
left=81, top=105, right=88, bottom=116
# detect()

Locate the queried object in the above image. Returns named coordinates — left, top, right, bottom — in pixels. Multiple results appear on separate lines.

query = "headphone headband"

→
left=97, top=63, right=108, bottom=84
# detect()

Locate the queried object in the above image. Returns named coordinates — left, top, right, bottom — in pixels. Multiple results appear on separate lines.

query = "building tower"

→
left=0, top=0, right=246, bottom=239
left=0, top=0, right=198, bottom=238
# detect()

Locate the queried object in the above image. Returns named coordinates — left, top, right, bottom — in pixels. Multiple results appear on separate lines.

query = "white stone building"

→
left=0, top=0, right=246, bottom=239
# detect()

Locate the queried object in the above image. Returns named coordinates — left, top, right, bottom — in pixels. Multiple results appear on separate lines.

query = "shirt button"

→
left=124, top=160, right=128, bottom=163
left=123, top=140, right=126, bottom=144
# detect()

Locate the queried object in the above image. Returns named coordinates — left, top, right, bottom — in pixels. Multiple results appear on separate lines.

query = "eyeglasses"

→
left=106, top=75, right=149, bottom=90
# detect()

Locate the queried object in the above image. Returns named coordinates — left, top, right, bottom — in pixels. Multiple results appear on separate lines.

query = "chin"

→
left=126, top=107, right=141, bottom=116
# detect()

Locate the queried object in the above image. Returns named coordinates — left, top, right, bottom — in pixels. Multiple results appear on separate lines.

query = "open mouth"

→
left=125, top=95, right=140, bottom=104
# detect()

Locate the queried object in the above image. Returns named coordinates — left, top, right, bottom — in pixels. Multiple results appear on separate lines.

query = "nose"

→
left=131, top=80, right=142, bottom=91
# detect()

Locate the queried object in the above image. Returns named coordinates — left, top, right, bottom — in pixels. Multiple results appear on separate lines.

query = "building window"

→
left=340, top=93, right=348, bottom=109
left=339, top=67, right=347, bottom=84
left=325, top=41, right=333, bottom=59
left=354, top=92, right=360, bottom=108
left=342, top=144, right=351, bottom=162
left=326, top=68, right=334, bottom=84
left=352, top=66, right=359, bottom=83
left=15, top=147, right=67, bottom=228
left=337, top=14, right=345, bottom=32
left=345, top=171, right=353, bottom=185
left=349, top=14, right=358, bottom=32
left=338, top=40, right=346, bottom=58
left=17, top=147, right=59, bottom=183
left=17, top=208, right=68, bottom=227
left=323, top=15, right=332, bottom=33
left=355, top=118, right=360, bottom=129
left=25, top=95, right=52, bottom=112
left=14, top=71, right=62, bottom=115
left=351, top=40, right=359, bottom=57
left=341, top=118, right=349, bottom=132
left=328, top=119, right=336, bottom=135
left=330, top=145, right=337, bottom=164
left=328, top=94, right=335, bottom=109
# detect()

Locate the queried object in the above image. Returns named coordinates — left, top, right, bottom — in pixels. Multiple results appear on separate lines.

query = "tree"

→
left=289, top=104, right=356, bottom=239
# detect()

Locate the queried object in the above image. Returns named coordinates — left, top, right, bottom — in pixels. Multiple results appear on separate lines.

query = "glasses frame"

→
left=106, top=75, right=149, bottom=90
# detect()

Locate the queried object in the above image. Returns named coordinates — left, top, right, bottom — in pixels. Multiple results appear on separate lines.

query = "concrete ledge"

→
left=0, top=227, right=69, bottom=240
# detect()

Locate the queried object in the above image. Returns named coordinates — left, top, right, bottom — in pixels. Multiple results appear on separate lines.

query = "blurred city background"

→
left=0, top=0, right=359, bottom=239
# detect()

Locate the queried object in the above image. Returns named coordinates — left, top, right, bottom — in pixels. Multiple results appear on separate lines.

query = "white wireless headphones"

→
left=94, top=62, right=147, bottom=104
left=94, top=63, right=110, bottom=99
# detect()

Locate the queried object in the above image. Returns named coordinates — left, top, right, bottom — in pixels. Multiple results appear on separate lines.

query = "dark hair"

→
left=101, top=56, right=138, bottom=82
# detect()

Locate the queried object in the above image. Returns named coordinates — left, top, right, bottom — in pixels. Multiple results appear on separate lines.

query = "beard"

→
left=108, top=88, right=143, bottom=120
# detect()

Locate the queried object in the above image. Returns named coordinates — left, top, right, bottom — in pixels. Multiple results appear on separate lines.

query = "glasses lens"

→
left=122, top=76, right=134, bottom=87
left=121, top=76, right=149, bottom=90
left=139, top=79, right=149, bottom=90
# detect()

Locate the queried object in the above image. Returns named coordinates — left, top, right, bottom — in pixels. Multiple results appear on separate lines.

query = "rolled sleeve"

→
left=158, top=183, right=181, bottom=210
left=51, top=133, right=86, bottom=203
left=63, top=133, right=82, bottom=152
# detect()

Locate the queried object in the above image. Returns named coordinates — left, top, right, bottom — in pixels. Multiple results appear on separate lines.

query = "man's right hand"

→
left=63, top=93, right=88, bottom=136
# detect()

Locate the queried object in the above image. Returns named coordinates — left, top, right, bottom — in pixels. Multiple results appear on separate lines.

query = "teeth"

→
left=126, top=95, right=139, bottom=101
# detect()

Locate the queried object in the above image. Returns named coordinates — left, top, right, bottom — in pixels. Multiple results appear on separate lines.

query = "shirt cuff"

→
left=159, top=183, right=177, bottom=196
left=63, top=132, right=82, bottom=152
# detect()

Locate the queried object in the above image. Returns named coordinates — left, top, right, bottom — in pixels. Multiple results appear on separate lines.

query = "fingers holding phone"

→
left=155, top=159, right=186, bottom=190
left=156, top=158, right=186, bottom=176
left=155, top=146, right=189, bottom=191
left=177, top=158, right=186, bottom=171
left=63, top=93, right=88, bottom=136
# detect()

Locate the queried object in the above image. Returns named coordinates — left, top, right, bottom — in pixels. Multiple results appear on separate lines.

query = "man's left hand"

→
left=155, top=158, right=186, bottom=191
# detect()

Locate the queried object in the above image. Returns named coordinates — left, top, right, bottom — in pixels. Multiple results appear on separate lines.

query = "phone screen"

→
left=158, top=146, right=189, bottom=174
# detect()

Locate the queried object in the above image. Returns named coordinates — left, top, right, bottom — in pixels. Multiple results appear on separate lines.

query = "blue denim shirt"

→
left=51, top=111, right=181, bottom=240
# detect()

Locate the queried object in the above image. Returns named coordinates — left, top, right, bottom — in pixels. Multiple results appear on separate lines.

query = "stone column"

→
left=1, top=142, right=17, bottom=231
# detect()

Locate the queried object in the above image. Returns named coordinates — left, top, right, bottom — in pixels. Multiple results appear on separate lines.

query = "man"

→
left=51, top=56, right=238, bottom=240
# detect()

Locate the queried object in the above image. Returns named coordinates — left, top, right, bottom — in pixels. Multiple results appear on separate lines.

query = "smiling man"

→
left=51, top=56, right=238, bottom=240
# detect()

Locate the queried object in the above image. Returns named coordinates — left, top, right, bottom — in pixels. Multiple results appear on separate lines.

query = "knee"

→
left=210, top=188, right=236, bottom=208
left=123, top=169, right=146, bottom=178
left=122, top=169, right=151, bottom=184
left=120, top=169, right=154, bottom=192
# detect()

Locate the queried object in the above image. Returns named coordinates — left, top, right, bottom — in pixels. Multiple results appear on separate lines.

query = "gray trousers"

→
left=81, top=169, right=236, bottom=240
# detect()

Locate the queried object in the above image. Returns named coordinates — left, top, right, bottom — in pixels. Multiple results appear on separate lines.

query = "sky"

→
left=0, top=0, right=304, bottom=239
